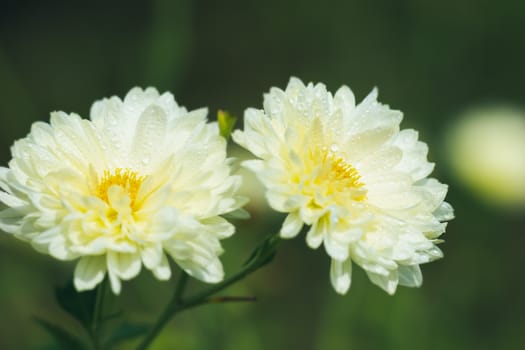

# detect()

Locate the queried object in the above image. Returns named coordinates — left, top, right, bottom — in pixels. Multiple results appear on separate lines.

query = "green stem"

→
left=173, top=271, right=189, bottom=303
left=136, top=272, right=189, bottom=350
left=136, top=233, right=280, bottom=350
left=179, top=255, right=271, bottom=311
left=90, top=278, right=107, bottom=350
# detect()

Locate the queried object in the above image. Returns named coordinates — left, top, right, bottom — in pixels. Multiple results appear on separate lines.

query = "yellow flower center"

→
left=323, top=151, right=367, bottom=201
left=327, top=153, right=365, bottom=189
left=302, top=147, right=367, bottom=203
left=96, top=168, right=145, bottom=210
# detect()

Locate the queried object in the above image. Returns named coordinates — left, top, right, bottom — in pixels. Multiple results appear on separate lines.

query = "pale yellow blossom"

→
left=233, top=78, right=453, bottom=294
left=0, top=87, right=246, bottom=294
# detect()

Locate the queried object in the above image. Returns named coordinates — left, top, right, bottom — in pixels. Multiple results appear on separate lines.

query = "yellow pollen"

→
left=96, top=168, right=145, bottom=209
left=310, top=148, right=367, bottom=201
left=328, top=154, right=364, bottom=187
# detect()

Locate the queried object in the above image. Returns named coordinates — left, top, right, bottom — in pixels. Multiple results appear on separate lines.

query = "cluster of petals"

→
left=0, top=79, right=453, bottom=296
left=233, top=78, right=453, bottom=294
left=0, top=87, right=246, bottom=294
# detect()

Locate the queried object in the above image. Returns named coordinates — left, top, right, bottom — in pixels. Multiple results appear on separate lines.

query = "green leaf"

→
left=35, top=317, right=88, bottom=350
left=222, top=208, right=251, bottom=220
left=242, top=233, right=280, bottom=267
left=55, top=281, right=97, bottom=328
left=218, top=109, right=237, bottom=139
left=103, top=322, right=150, bottom=349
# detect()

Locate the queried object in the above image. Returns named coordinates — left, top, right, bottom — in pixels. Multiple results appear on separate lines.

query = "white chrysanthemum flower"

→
left=233, top=78, right=453, bottom=295
left=0, top=87, right=246, bottom=294
left=446, top=106, right=525, bottom=207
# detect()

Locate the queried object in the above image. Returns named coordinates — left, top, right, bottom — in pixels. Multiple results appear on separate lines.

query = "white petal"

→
left=417, top=178, right=448, bottom=206
left=108, top=269, right=122, bottom=295
left=286, top=77, right=306, bottom=93
left=306, top=220, right=325, bottom=249
left=74, top=255, right=106, bottom=291
left=232, top=109, right=274, bottom=158
left=359, top=146, right=403, bottom=175
left=152, top=253, right=172, bottom=280
left=398, top=265, right=423, bottom=287
left=393, top=129, right=435, bottom=180
left=280, top=212, right=303, bottom=238
left=332, top=227, right=363, bottom=244
left=131, top=104, right=167, bottom=167
left=48, top=235, right=76, bottom=260
left=324, top=234, right=349, bottom=261
left=242, top=159, right=265, bottom=173
left=141, top=244, right=162, bottom=269
left=107, top=251, right=142, bottom=280
left=345, top=125, right=398, bottom=160
left=426, top=246, right=444, bottom=260
left=334, top=85, right=356, bottom=113
left=123, top=87, right=160, bottom=113
left=90, top=96, right=122, bottom=125
left=330, top=259, right=352, bottom=294
left=434, top=201, right=454, bottom=221
left=0, top=191, right=26, bottom=207
left=30, top=226, right=61, bottom=249
left=0, top=213, right=22, bottom=234
left=367, top=270, right=399, bottom=295
left=201, top=216, right=235, bottom=239
left=350, top=88, right=403, bottom=135
left=184, top=107, right=208, bottom=122
left=178, top=256, right=224, bottom=283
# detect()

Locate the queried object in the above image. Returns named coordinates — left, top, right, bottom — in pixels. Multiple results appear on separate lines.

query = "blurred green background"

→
left=1, top=0, right=525, bottom=349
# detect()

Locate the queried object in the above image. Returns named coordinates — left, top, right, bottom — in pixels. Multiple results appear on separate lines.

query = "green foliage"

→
left=34, top=318, right=87, bottom=350
left=242, top=232, right=279, bottom=268
left=55, top=282, right=97, bottom=329
left=37, top=280, right=151, bottom=350
left=103, top=322, right=150, bottom=349
left=222, top=208, right=251, bottom=220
